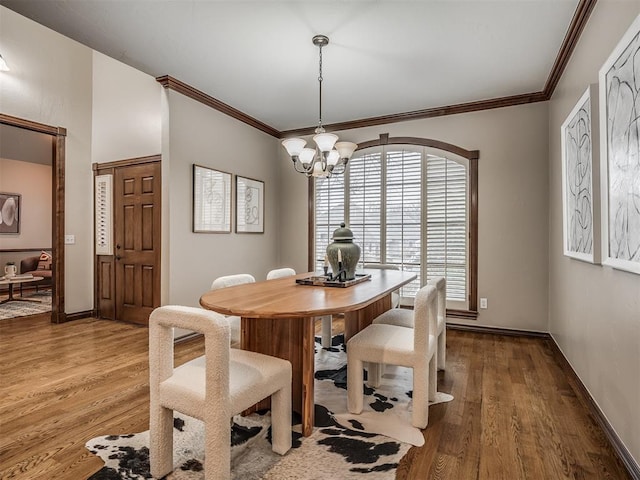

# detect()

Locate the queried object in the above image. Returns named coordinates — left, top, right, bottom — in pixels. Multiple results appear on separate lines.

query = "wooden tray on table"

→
left=295, top=273, right=371, bottom=288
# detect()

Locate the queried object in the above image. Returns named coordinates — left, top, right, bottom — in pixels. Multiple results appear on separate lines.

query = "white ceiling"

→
left=1, top=0, right=579, bottom=132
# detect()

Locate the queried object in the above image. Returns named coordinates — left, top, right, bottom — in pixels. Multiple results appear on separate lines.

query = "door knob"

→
left=115, top=255, right=121, bottom=261
left=116, top=244, right=121, bottom=250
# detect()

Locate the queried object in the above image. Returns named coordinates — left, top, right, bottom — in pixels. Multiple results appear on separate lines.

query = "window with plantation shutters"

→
left=385, top=150, right=422, bottom=298
left=315, top=174, right=345, bottom=268
left=314, top=145, right=470, bottom=308
left=425, top=155, right=467, bottom=301
left=349, top=151, right=382, bottom=265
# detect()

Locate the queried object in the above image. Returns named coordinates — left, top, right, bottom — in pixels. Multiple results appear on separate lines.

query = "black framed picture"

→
left=0, top=192, right=21, bottom=234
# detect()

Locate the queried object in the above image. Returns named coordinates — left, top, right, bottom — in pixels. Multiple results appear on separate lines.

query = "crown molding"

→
left=156, top=0, right=596, bottom=137
left=280, top=91, right=547, bottom=138
left=156, top=75, right=280, bottom=138
left=543, top=0, right=598, bottom=99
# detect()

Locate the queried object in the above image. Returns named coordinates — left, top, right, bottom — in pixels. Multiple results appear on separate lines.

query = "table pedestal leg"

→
left=344, top=293, right=392, bottom=342
left=0, top=283, right=16, bottom=305
left=241, top=316, right=316, bottom=436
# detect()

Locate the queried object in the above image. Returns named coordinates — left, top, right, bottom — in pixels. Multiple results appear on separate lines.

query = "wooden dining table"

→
left=199, top=269, right=417, bottom=436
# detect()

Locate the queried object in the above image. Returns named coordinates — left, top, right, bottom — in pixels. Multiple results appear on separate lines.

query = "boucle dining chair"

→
left=266, top=267, right=334, bottom=349
left=149, top=305, right=292, bottom=480
left=363, top=263, right=401, bottom=308
left=266, top=267, right=296, bottom=280
left=430, top=276, right=446, bottom=371
left=347, top=284, right=438, bottom=429
left=371, top=276, right=447, bottom=371
left=210, top=274, right=256, bottom=349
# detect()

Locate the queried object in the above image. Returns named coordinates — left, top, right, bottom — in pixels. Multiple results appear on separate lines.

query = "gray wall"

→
left=548, top=0, right=640, bottom=465
left=279, top=102, right=551, bottom=332
left=163, top=90, right=282, bottom=307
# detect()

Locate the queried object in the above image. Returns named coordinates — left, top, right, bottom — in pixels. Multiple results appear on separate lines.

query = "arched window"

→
left=311, top=135, right=478, bottom=317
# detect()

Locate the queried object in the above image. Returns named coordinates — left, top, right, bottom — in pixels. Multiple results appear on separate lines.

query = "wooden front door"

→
left=114, top=162, right=161, bottom=325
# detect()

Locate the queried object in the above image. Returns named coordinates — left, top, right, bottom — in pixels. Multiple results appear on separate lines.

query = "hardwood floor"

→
left=396, top=331, right=630, bottom=480
left=0, top=316, right=630, bottom=479
left=0, top=315, right=204, bottom=479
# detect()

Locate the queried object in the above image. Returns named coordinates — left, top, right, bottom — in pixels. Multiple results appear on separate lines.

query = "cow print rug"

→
left=86, top=335, right=453, bottom=479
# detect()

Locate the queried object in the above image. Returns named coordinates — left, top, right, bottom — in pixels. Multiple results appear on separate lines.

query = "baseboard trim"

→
left=64, top=310, right=95, bottom=322
left=547, top=336, right=640, bottom=480
left=448, top=322, right=639, bottom=478
left=446, top=322, right=549, bottom=338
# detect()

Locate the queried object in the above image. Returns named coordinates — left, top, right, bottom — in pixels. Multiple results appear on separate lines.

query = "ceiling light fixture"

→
left=281, top=35, right=357, bottom=178
left=0, top=54, right=10, bottom=72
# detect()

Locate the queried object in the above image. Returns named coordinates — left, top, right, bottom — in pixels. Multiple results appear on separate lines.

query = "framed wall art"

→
left=192, top=164, right=232, bottom=233
left=0, top=192, right=20, bottom=235
left=560, top=84, right=600, bottom=263
left=599, top=14, right=640, bottom=275
left=236, top=175, right=264, bottom=233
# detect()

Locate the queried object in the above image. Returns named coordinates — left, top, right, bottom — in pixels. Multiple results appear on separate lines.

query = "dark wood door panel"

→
left=114, top=161, right=161, bottom=325
left=97, top=258, right=114, bottom=319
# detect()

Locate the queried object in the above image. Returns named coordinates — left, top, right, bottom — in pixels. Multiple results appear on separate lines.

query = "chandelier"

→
left=281, top=35, right=357, bottom=178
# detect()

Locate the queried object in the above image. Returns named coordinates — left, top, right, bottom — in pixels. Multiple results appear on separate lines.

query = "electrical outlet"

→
left=64, top=234, right=76, bottom=245
left=480, top=297, right=488, bottom=309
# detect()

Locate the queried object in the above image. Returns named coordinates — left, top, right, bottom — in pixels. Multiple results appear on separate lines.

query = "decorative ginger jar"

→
left=326, top=223, right=361, bottom=281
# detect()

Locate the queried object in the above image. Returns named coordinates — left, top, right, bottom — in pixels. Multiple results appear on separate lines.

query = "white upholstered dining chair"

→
left=363, top=263, right=401, bottom=308
left=266, top=267, right=334, bottom=348
left=371, top=276, right=446, bottom=371
left=210, top=274, right=256, bottom=349
left=266, top=267, right=296, bottom=280
left=149, top=305, right=292, bottom=480
left=347, top=283, right=438, bottom=428
left=430, top=276, right=446, bottom=370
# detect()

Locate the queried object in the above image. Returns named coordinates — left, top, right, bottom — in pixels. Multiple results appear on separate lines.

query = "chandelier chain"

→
left=280, top=34, right=357, bottom=178
left=318, top=44, right=323, bottom=130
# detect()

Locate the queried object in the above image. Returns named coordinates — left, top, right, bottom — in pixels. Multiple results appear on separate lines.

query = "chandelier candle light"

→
left=281, top=35, right=358, bottom=178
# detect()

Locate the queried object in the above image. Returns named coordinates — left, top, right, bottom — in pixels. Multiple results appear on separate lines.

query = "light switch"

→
left=65, top=234, right=76, bottom=245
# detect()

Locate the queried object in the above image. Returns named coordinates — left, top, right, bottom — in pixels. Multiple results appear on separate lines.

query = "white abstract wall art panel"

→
left=561, top=85, right=600, bottom=263
left=235, top=175, right=264, bottom=233
left=599, top=13, right=640, bottom=275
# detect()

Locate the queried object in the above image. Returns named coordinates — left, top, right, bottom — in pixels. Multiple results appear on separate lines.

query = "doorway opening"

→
left=0, top=113, right=66, bottom=323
